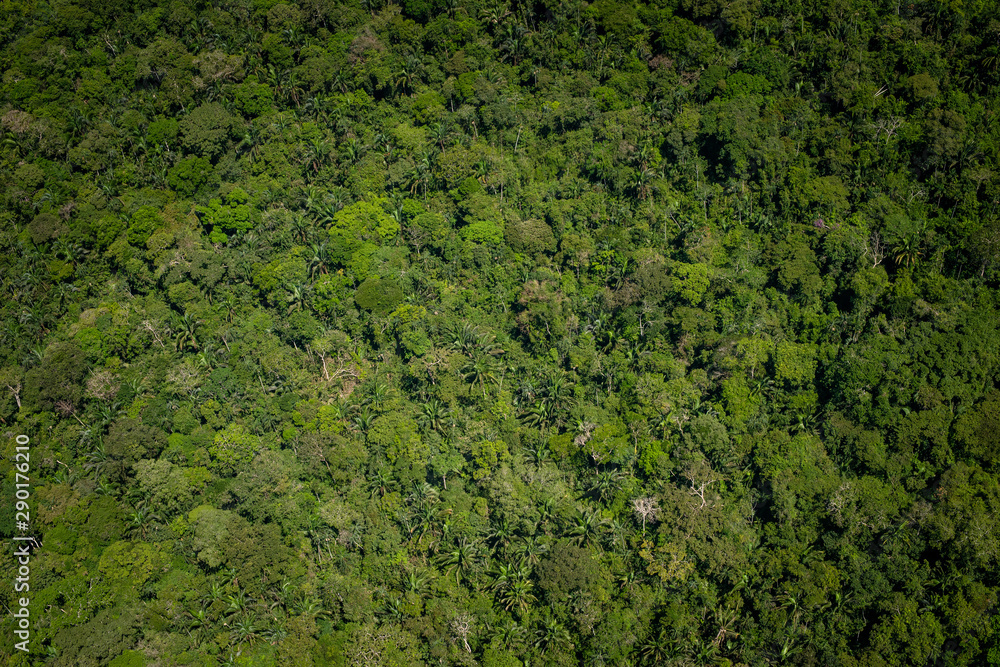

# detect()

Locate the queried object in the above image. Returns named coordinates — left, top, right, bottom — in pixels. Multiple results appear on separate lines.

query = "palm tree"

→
left=418, top=397, right=451, bottom=433
left=372, top=132, right=393, bottom=159
left=521, top=401, right=551, bottom=428
left=433, top=514, right=455, bottom=552
left=67, top=107, right=93, bottom=140
left=534, top=617, right=572, bottom=653
left=567, top=509, right=607, bottom=548
left=489, top=620, right=527, bottom=652
left=83, top=442, right=109, bottom=478
left=488, top=561, right=520, bottom=592
left=331, top=70, right=349, bottom=94
left=185, top=605, right=211, bottom=640
left=341, top=137, right=364, bottom=164
left=53, top=467, right=78, bottom=486
left=429, top=121, right=450, bottom=150
left=285, top=282, right=312, bottom=314
left=588, top=469, right=624, bottom=504
left=513, top=535, right=549, bottom=565
left=640, top=629, right=680, bottom=664
left=294, top=595, right=329, bottom=621
left=481, top=0, right=512, bottom=29
left=500, top=24, right=530, bottom=65
left=490, top=561, right=536, bottom=613
left=893, top=232, right=923, bottom=268
left=379, top=595, right=405, bottom=623
left=394, top=56, right=422, bottom=96
left=540, top=372, right=576, bottom=420
left=651, top=409, right=674, bottom=441
left=261, top=622, right=289, bottom=646
left=632, top=168, right=655, bottom=200
left=500, top=578, right=537, bottom=614
left=229, top=614, right=259, bottom=646
left=299, top=184, right=323, bottom=211
left=126, top=501, right=161, bottom=539
left=408, top=481, right=440, bottom=508
left=304, top=514, right=334, bottom=563
left=525, top=440, right=551, bottom=466
left=236, top=125, right=264, bottom=163
left=95, top=479, right=117, bottom=496
left=173, top=313, right=200, bottom=352
left=303, top=137, right=332, bottom=174
left=536, top=497, right=557, bottom=532
left=308, top=242, right=330, bottom=277
left=406, top=158, right=432, bottom=199
left=405, top=569, right=432, bottom=597
left=223, top=567, right=240, bottom=588
left=352, top=405, right=376, bottom=432
left=367, top=467, right=394, bottom=498
left=487, top=518, right=514, bottom=555
left=438, top=537, right=481, bottom=583
left=450, top=323, right=482, bottom=356
left=52, top=239, right=87, bottom=266
left=778, top=590, right=805, bottom=630
left=201, top=581, right=226, bottom=608
left=461, top=353, right=498, bottom=397
left=226, top=589, right=249, bottom=616
left=474, top=156, right=492, bottom=185
left=363, top=379, right=390, bottom=410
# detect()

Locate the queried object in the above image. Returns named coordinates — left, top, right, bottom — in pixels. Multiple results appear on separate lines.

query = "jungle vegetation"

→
left=2, top=0, right=1000, bottom=664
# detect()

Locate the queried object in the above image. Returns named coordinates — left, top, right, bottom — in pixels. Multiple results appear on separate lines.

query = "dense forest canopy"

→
left=2, top=0, right=1000, bottom=664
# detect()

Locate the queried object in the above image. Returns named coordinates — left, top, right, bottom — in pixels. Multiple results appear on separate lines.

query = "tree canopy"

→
left=2, top=0, right=1000, bottom=665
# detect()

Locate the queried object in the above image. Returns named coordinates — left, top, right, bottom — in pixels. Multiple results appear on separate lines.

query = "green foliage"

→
left=127, top=205, right=163, bottom=245
left=48, top=607, right=144, bottom=666
left=147, top=117, right=179, bottom=146
left=180, top=102, right=237, bottom=159
left=671, top=262, right=711, bottom=304
left=46, top=524, right=78, bottom=554
left=196, top=187, right=257, bottom=234
left=411, top=211, right=449, bottom=250
left=537, top=541, right=610, bottom=604
left=188, top=504, right=232, bottom=568
left=98, top=540, right=163, bottom=590
left=368, top=412, right=422, bottom=462
left=27, top=211, right=67, bottom=244
left=953, top=391, right=1000, bottom=470
left=209, top=423, right=261, bottom=475
left=355, top=277, right=404, bottom=313
left=5, top=4, right=1000, bottom=665
left=230, top=81, right=275, bottom=117
left=134, top=458, right=203, bottom=516
left=926, top=462, right=1000, bottom=572
left=469, top=439, right=509, bottom=479
left=461, top=219, right=504, bottom=245
left=167, top=155, right=215, bottom=197
left=108, top=650, right=148, bottom=667
left=23, top=342, right=88, bottom=411
left=330, top=199, right=400, bottom=244
left=506, top=218, right=556, bottom=256
left=105, top=417, right=168, bottom=468
left=774, top=340, right=817, bottom=387
left=255, top=254, right=309, bottom=298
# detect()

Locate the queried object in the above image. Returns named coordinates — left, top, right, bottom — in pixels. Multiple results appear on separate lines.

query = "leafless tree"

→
left=632, top=496, right=660, bottom=538
left=862, top=231, right=886, bottom=268
left=683, top=459, right=720, bottom=510
left=4, top=380, right=21, bottom=409
left=451, top=613, right=474, bottom=653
